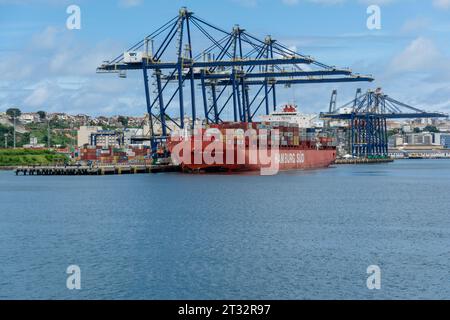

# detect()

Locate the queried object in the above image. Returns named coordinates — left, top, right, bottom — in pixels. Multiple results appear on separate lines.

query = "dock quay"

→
left=334, top=158, right=394, bottom=165
left=15, top=164, right=181, bottom=176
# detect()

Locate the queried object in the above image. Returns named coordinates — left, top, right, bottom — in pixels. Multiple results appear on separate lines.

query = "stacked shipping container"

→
left=79, top=146, right=151, bottom=163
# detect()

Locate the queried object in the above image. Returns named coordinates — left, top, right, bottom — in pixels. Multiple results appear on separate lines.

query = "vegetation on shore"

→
left=0, top=149, right=69, bottom=167
left=0, top=123, right=76, bottom=148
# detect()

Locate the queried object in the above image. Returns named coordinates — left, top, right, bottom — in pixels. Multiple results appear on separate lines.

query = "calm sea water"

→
left=0, top=160, right=449, bottom=300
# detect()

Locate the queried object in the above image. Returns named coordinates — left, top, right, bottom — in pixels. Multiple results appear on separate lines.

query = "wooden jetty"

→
left=15, top=164, right=180, bottom=176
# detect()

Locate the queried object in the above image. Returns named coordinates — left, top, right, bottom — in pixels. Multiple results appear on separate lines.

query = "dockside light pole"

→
left=4, top=133, right=7, bottom=149
left=13, top=114, right=16, bottom=149
left=47, top=119, right=51, bottom=148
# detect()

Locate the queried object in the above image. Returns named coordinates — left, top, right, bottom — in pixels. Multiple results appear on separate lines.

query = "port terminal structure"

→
left=97, top=7, right=373, bottom=146
left=15, top=164, right=180, bottom=176
left=320, top=88, right=449, bottom=158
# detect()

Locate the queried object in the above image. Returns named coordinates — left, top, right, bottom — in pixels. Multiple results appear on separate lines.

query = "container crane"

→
left=97, top=7, right=374, bottom=144
left=320, top=88, right=449, bottom=158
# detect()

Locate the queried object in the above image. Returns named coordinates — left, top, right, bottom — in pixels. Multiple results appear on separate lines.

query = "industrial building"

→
left=77, top=125, right=154, bottom=148
left=440, top=134, right=450, bottom=148
left=388, top=132, right=450, bottom=149
left=90, top=130, right=123, bottom=148
left=77, top=126, right=102, bottom=147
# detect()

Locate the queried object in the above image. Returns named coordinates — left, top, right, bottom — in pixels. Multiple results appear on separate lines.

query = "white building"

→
left=77, top=126, right=101, bottom=147
left=405, top=133, right=434, bottom=145
left=432, top=133, right=441, bottom=146
left=90, top=131, right=122, bottom=147
left=49, top=113, right=69, bottom=121
left=402, top=125, right=412, bottom=133
left=388, top=134, right=405, bottom=148
left=124, top=128, right=144, bottom=145
left=19, top=113, right=39, bottom=124
left=23, top=136, right=45, bottom=149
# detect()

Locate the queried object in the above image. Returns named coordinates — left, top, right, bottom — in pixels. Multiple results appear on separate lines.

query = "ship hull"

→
left=167, top=120, right=337, bottom=174
left=169, top=141, right=336, bottom=173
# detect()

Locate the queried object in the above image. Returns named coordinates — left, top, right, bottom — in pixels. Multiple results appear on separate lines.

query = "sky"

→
left=1, top=0, right=450, bottom=118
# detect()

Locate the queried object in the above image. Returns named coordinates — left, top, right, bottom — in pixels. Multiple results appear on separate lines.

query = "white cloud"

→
left=358, top=0, right=396, bottom=5
left=308, top=0, right=345, bottom=3
left=232, top=0, right=258, bottom=7
left=24, top=83, right=50, bottom=107
left=390, top=37, right=442, bottom=73
left=118, top=0, right=143, bottom=7
left=0, top=55, right=33, bottom=80
left=433, top=0, right=450, bottom=9
left=279, top=34, right=450, bottom=114
left=401, top=17, right=430, bottom=33
left=377, top=37, right=450, bottom=113
left=280, top=0, right=396, bottom=6
left=281, top=0, right=299, bottom=5
left=31, top=26, right=59, bottom=50
left=281, top=0, right=345, bottom=5
left=0, top=0, right=72, bottom=5
left=2, top=1, right=450, bottom=116
left=0, top=24, right=145, bottom=115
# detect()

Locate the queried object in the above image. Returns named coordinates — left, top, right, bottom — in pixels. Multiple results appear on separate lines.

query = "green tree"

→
left=6, top=108, right=21, bottom=118
left=387, top=128, right=400, bottom=137
left=118, top=116, right=129, bottom=126
left=37, top=111, right=46, bottom=120
left=413, top=127, right=421, bottom=133
left=423, top=125, right=439, bottom=133
left=0, top=124, right=12, bottom=148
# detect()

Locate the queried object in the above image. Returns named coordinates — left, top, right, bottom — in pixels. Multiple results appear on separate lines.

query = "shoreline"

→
left=0, top=166, right=16, bottom=171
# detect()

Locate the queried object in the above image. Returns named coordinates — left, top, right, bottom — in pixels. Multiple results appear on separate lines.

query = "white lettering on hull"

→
left=274, top=152, right=305, bottom=165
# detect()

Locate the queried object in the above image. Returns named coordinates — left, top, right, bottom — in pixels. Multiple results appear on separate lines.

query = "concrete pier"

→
left=334, top=158, right=394, bottom=165
left=15, top=164, right=180, bottom=176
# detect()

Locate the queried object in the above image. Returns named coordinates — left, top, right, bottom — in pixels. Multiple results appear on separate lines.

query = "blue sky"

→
left=1, top=0, right=450, bottom=117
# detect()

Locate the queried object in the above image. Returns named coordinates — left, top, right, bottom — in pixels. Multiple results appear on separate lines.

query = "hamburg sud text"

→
left=170, top=128, right=281, bottom=175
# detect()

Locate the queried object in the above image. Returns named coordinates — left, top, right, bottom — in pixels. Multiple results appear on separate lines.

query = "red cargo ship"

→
left=168, top=119, right=336, bottom=174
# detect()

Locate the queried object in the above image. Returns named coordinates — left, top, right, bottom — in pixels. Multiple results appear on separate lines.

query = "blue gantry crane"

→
left=97, top=7, right=373, bottom=142
left=320, top=88, right=449, bottom=158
